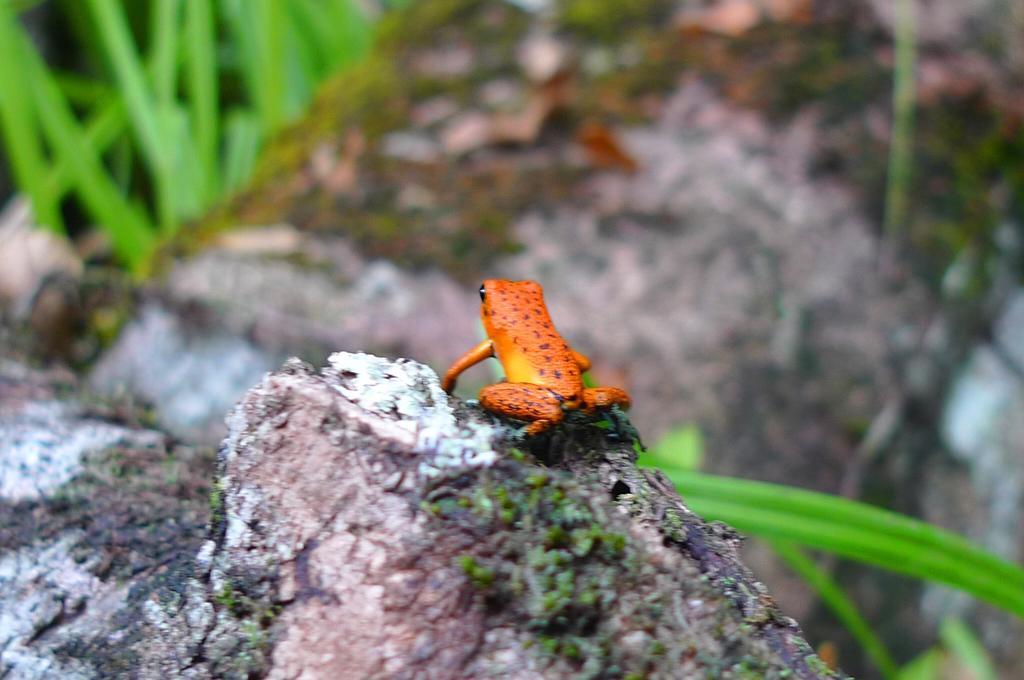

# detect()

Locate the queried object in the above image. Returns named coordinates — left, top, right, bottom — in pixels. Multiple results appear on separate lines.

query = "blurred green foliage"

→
left=0, top=0, right=373, bottom=273
left=641, top=428, right=1013, bottom=678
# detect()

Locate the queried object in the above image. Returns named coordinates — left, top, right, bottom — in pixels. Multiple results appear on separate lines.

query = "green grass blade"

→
left=690, top=496, right=1024, bottom=613
left=222, top=110, right=262, bottom=194
left=883, top=0, right=916, bottom=237
left=287, top=0, right=334, bottom=77
left=772, top=540, right=899, bottom=679
left=164, top=105, right=204, bottom=221
left=44, top=97, right=127, bottom=199
left=85, top=0, right=175, bottom=234
left=896, top=649, right=941, bottom=680
left=643, top=466, right=1024, bottom=618
left=54, top=72, right=113, bottom=107
left=649, top=424, right=704, bottom=472
left=324, top=0, right=373, bottom=67
left=939, top=619, right=996, bottom=680
left=184, top=0, right=218, bottom=202
left=8, top=0, right=47, bottom=13
left=0, top=4, right=63, bottom=233
left=18, top=29, right=155, bottom=271
left=224, top=0, right=286, bottom=130
left=652, top=466, right=1024, bottom=590
left=257, top=0, right=287, bottom=124
left=282, top=19, right=315, bottom=115
left=149, top=0, right=180, bottom=108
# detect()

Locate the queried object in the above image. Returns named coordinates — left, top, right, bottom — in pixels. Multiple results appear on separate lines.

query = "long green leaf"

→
left=150, top=0, right=180, bottom=109
left=0, top=3, right=63, bottom=233
left=662, top=468, right=1024, bottom=589
left=282, top=13, right=316, bottom=109
left=644, top=466, right=1024, bottom=618
left=883, top=0, right=916, bottom=237
left=85, top=0, right=176, bottom=234
left=44, top=97, right=127, bottom=200
left=17, top=28, right=155, bottom=271
left=163, top=105, right=204, bottom=221
left=184, top=0, right=218, bottom=202
left=939, top=619, right=996, bottom=680
left=223, top=0, right=286, bottom=131
left=54, top=72, right=113, bottom=107
left=258, top=0, right=287, bottom=124
left=772, top=541, right=899, bottom=679
left=896, top=649, right=942, bottom=680
left=222, top=110, right=262, bottom=194
left=323, top=0, right=373, bottom=67
left=287, top=0, right=334, bottom=77
left=695, top=497, right=1021, bottom=612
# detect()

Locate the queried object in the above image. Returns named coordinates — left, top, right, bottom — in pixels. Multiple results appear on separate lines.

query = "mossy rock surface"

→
left=133, top=353, right=842, bottom=678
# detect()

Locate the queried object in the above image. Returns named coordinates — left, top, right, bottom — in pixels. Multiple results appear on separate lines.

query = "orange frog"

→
left=442, top=279, right=631, bottom=435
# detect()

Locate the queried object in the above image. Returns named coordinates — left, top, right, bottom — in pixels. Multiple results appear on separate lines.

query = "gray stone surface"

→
left=934, top=288, right=1024, bottom=658
left=89, top=304, right=278, bottom=445
left=0, top=359, right=211, bottom=678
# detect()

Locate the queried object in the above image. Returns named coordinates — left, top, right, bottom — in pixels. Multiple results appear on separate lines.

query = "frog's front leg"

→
left=581, top=387, right=631, bottom=413
left=442, top=339, right=494, bottom=393
left=571, top=349, right=591, bottom=372
left=478, top=383, right=565, bottom=435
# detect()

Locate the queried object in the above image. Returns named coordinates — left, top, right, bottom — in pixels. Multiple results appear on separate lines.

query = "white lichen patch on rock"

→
left=0, top=533, right=98, bottom=678
left=0, top=399, right=140, bottom=502
left=325, top=352, right=500, bottom=476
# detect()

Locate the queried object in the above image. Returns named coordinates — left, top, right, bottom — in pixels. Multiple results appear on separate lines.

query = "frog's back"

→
left=482, top=280, right=582, bottom=398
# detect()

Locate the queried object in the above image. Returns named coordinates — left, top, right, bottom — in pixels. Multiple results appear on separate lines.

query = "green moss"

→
left=459, top=555, right=496, bottom=587
left=377, top=0, right=522, bottom=51
left=429, top=461, right=655, bottom=674
left=215, top=583, right=237, bottom=610
left=241, top=620, right=265, bottom=650
left=804, top=653, right=837, bottom=677
left=559, top=0, right=673, bottom=42
left=208, top=481, right=222, bottom=519
left=731, top=657, right=774, bottom=678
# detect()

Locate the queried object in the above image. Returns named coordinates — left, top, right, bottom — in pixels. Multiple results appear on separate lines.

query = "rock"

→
left=139, top=352, right=841, bottom=679
left=2, top=347, right=838, bottom=678
left=932, top=288, right=1024, bottom=658
left=0, top=360, right=141, bottom=502
left=89, top=304, right=279, bottom=446
left=0, top=358, right=212, bottom=678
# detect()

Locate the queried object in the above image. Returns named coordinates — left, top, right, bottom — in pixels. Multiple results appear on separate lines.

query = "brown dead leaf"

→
left=490, top=69, right=575, bottom=145
left=214, top=225, right=304, bottom=255
left=576, top=121, right=639, bottom=173
left=310, top=130, right=365, bottom=194
left=518, top=31, right=570, bottom=84
left=766, top=0, right=813, bottom=23
left=677, top=0, right=761, bottom=37
left=441, top=112, right=494, bottom=155
left=676, top=0, right=811, bottom=37
left=438, top=32, right=576, bottom=155
left=489, top=99, right=551, bottom=146
left=442, top=70, right=575, bottom=154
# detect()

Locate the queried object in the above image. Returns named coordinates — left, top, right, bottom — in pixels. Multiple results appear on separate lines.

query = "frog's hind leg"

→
left=478, top=383, right=564, bottom=436
left=582, top=387, right=641, bottom=448
left=581, top=387, right=631, bottom=413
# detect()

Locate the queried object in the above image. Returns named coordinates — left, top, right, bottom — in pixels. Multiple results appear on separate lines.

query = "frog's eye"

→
left=479, top=284, right=486, bottom=301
